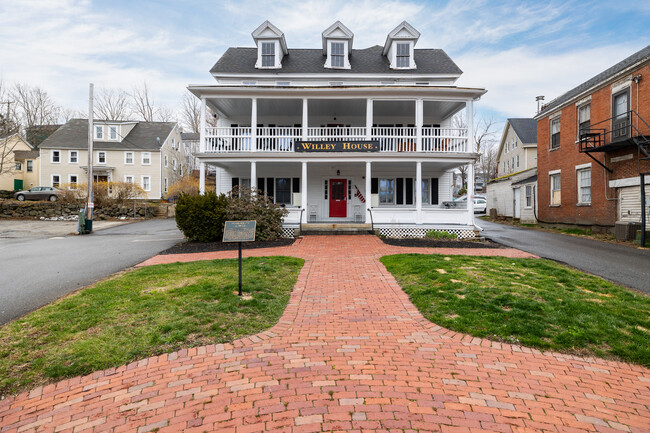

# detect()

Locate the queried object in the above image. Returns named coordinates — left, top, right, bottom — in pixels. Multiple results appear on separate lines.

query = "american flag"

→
left=354, top=185, right=366, bottom=203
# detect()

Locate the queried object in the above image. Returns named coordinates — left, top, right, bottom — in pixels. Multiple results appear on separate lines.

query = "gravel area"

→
left=160, top=238, right=295, bottom=254
left=381, top=237, right=504, bottom=249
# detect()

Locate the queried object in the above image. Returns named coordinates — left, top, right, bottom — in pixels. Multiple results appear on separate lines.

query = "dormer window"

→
left=108, top=125, right=118, bottom=140
left=95, top=125, right=104, bottom=140
left=396, top=43, right=410, bottom=68
left=261, top=42, right=275, bottom=67
left=331, top=42, right=345, bottom=67
left=252, top=21, right=288, bottom=70
left=322, top=21, right=353, bottom=70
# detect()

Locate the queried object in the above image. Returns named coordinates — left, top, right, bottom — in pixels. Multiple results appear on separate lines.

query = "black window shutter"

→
left=232, top=177, right=239, bottom=189
left=431, top=178, right=439, bottom=204
left=266, top=178, right=274, bottom=198
left=258, top=177, right=265, bottom=194
left=371, top=178, right=378, bottom=194
left=396, top=178, right=404, bottom=205
left=405, top=178, right=413, bottom=205
left=292, top=177, right=300, bottom=193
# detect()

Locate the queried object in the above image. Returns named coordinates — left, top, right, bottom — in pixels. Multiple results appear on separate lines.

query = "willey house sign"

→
left=295, top=141, right=379, bottom=152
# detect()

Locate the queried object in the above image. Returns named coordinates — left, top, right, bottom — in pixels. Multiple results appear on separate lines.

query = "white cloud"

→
left=456, top=42, right=648, bottom=118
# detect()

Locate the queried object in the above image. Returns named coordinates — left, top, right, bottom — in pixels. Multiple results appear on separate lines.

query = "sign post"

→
left=223, top=220, right=257, bottom=296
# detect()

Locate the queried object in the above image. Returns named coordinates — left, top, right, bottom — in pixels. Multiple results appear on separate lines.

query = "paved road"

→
left=0, top=219, right=184, bottom=325
left=479, top=219, right=650, bottom=293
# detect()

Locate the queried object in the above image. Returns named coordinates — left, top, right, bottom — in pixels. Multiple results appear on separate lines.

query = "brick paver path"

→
left=1, top=236, right=649, bottom=433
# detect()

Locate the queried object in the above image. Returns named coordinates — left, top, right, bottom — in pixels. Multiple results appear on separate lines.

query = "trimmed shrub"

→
left=175, top=192, right=229, bottom=242
left=425, top=230, right=458, bottom=240
left=174, top=187, right=288, bottom=242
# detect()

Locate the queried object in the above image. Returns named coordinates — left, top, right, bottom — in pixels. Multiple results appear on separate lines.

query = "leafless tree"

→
left=180, top=92, right=201, bottom=133
left=11, top=83, right=60, bottom=130
left=130, top=82, right=155, bottom=122
left=452, top=112, right=498, bottom=191
left=0, top=97, right=21, bottom=176
left=478, top=143, right=498, bottom=182
left=155, top=105, right=177, bottom=122
left=95, top=87, right=131, bottom=120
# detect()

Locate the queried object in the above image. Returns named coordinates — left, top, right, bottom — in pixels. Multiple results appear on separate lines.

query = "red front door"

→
left=329, top=179, right=347, bottom=218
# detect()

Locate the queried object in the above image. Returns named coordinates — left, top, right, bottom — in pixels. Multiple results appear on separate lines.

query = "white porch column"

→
left=301, top=161, right=308, bottom=223
left=467, top=163, right=475, bottom=225
left=302, top=99, right=308, bottom=140
left=199, top=97, right=206, bottom=152
left=365, top=99, right=373, bottom=140
left=250, top=161, right=257, bottom=190
left=467, top=98, right=474, bottom=153
left=365, top=162, right=372, bottom=223
left=416, top=99, right=423, bottom=152
left=250, top=98, right=257, bottom=152
left=416, top=162, right=422, bottom=224
left=199, top=162, right=206, bottom=195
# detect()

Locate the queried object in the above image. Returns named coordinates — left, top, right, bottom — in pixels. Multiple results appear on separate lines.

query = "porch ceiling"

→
left=208, top=97, right=466, bottom=124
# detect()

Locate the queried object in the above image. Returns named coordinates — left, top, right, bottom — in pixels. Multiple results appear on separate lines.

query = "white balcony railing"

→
left=203, top=127, right=469, bottom=153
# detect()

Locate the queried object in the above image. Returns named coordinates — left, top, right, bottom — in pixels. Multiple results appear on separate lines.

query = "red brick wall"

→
left=537, top=61, right=650, bottom=227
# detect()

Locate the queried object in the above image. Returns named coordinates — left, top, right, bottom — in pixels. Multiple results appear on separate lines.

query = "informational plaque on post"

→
left=223, top=220, right=256, bottom=242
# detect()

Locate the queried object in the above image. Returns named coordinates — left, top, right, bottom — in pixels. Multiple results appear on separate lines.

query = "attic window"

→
left=396, top=43, right=410, bottom=68
left=331, top=42, right=345, bottom=68
left=261, top=42, right=275, bottom=67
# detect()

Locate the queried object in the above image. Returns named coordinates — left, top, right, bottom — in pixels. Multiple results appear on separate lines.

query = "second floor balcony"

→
left=204, top=125, right=469, bottom=153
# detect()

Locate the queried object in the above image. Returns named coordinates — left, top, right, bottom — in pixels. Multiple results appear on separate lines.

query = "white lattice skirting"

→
left=279, top=227, right=297, bottom=238
left=377, top=226, right=477, bottom=239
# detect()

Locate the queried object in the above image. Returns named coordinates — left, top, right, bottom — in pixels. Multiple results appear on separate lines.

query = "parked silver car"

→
left=14, top=187, right=62, bottom=202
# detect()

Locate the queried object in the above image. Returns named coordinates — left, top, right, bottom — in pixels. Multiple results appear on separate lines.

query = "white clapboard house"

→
left=189, top=20, right=486, bottom=237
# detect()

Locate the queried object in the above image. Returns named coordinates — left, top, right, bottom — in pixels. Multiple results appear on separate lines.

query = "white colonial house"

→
left=189, top=20, right=486, bottom=237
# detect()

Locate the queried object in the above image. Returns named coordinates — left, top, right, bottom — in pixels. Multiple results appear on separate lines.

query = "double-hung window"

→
left=550, top=173, right=561, bottom=206
left=109, top=125, right=118, bottom=140
left=52, top=175, right=60, bottom=188
left=396, top=43, right=410, bottom=68
left=525, top=185, right=532, bottom=208
left=69, top=150, right=78, bottom=163
left=577, top=168, right=591, bottom=205
left=95, top=125, right=104, bottom=140
left=331, top=42, right=345, bottom=68
left=142, top=152, right=151, bottom=165
left=379, top=179, right=395, bottom=204
left=51, top=150, right=60, bottom=163
left=15, top=162, right=22, bottom=171
left=69, top=175, right=78, bottom=188
left=27, top=160, right=33, bottom=172
left=164, top=155, right=168, bottom=167
left=414, top=179, right=430, bottom=204
left=125, top=152, right=134, bottom=165
left=578, top=103, right=590, bottom=138
left=141, top=176, right=151, bottom=191
left=275, top=178, right=291, bottom=205
left=261, top=42, right=275, bottom=67
left=97, top=151, right=106, bottom=164
left=550, top=117, right=561, bottom=149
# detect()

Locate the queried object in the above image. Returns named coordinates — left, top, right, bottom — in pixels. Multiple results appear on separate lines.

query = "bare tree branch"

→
left=155, top=105, right=177, bottom=122
left=180, top=92, right=201, bottom=133
left=95, top=87, right=131, bottom=120
left=11, top=83, right=60, bottom=130
left=130, top=82, right=155, bottom=122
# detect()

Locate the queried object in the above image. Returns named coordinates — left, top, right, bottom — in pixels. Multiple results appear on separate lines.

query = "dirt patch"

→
left=381, top=237, right=504, bottom=249
left=160, top=238, right=295, bottom=255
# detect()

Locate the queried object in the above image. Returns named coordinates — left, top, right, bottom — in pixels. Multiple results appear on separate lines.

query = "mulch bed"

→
left=381, top=237, right=504, bottom=249
left=160, top=238, right=295, bottom=255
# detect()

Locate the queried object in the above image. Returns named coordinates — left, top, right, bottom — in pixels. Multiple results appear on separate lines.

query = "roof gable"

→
left=251, top=20, right=288, bottom=55
left=383, top=21, right=420, bottom=55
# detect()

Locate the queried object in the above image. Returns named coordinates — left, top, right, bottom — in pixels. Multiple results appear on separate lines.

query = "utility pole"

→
left=86, top=84, right=94, bottom=233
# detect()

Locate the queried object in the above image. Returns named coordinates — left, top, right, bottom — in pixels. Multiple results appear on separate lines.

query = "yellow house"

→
left=0, top=134, right=39, bottom=191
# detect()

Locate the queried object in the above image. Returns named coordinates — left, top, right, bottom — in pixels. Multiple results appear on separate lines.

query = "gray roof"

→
left=540, top=45, right=650, bottom=115
left=181, top=132, right=200, bottom=141
left=39, top=119, right=175, bottom=150
left=14, top=150, right=39, bottom=159
left=512, top=174, right=537, bottom=186
left=210, top=45, right=462, bottom=75
left=508, top=118, right=537, bottom=144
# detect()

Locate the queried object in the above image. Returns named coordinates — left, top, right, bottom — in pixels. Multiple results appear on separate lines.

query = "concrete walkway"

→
left=1, top=236, right=648, bottom=433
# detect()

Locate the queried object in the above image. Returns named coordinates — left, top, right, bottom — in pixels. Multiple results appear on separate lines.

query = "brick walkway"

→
left=1, top=236, right=649, bottom=433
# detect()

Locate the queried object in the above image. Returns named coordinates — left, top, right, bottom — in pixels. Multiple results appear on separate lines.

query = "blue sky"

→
left=1, top=0, right=649, bottom=127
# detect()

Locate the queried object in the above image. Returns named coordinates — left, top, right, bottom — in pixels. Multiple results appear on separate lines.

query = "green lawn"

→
left=381, top=254, right=650, bottom=366
left=0, top=257, right=303, bottom=396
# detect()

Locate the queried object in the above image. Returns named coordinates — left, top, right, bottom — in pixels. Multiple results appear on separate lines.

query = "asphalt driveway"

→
left=0, top=219, right=184, bottom=325
left=479, top=219, right=650, bottom=293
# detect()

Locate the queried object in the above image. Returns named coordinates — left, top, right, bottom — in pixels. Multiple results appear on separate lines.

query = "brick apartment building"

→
left=535, top=45, right=650, bottom=233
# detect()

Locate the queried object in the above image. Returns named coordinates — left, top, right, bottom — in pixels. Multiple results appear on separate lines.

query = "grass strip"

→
left=0, top=256, right=303, bottom=396
left=381, top=254, right=650, bottom=366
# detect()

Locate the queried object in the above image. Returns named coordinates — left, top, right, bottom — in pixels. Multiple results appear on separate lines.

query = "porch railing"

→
left=204, top=126, right=470, bottom=153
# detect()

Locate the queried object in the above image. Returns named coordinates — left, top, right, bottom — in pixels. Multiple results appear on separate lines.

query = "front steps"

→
left=300, top=223, right=373, bottom=235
